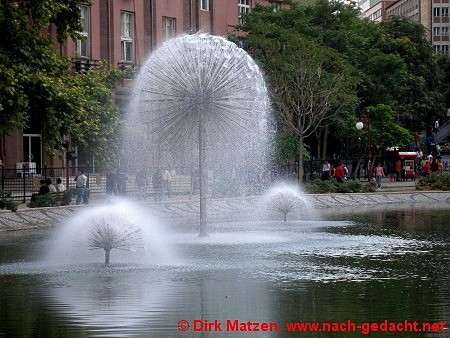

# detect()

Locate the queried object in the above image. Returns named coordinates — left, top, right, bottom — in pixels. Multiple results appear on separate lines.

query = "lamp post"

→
left=356, top=112, right=372, bottom=181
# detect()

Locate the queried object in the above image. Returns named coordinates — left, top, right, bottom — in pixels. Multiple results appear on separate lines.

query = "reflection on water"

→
left=0, top=206, right=449, bottom=337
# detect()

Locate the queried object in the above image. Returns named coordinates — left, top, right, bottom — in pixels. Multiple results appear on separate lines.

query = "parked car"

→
left=440, top=143, right=450, bottom=154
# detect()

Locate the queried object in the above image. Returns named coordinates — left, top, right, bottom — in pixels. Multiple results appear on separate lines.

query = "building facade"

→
left=361, top=0, right=450, bottom=55
left=1, top=0, right=281, bottom=170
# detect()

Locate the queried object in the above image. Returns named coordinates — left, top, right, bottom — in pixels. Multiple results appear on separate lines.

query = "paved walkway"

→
left=1, top=177, right=449, bottom=231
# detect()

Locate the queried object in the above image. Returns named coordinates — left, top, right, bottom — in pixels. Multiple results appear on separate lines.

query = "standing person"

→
left=163, top=167, right=172, bottom=198
left=135, top=169, right=148, bottom=199
left=55, top=178, right=66, bottom=192
left=375, top=163, right=385, bottom=189
left=321, top=160, right=331, bottom=180
left=395, top=159, right=402, bottom=182
left=152, top=168, right=163, bottom=202
left=333, top=163, right=345, bottom=183
left=105, top=171, right=117, bottom=195
left=75, top=169, right=88, bottom=205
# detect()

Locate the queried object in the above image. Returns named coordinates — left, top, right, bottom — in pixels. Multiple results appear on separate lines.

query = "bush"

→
left=0, top=190, right=18, bottom=212
left=417, top=172, right=450, bottom=191
left=28, top=194, right=57, bottom=208
left=305, top=179, right=373, bottom=194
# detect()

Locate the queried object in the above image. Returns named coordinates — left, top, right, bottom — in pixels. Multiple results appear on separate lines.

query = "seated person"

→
left=31, top=180, right=50, bottom=201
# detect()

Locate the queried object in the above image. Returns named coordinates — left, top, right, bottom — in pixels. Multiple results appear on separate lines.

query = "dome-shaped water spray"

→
left=126, top=33, right=271, bottom=236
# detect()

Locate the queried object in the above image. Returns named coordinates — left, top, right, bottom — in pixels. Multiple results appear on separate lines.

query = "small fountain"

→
left=263, top=182, right=315, bottom=221
left=88, top=217, right=144, bottom=266
left=46, top=199, right=176, bottom=267
left=125, top=33, right=270, bottom=236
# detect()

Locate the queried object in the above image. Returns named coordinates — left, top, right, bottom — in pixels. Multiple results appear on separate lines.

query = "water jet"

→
left=125, top=33, right=270, bottom=236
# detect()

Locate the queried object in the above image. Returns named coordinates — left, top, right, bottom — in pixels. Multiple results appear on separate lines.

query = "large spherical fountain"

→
left=124, top=33, right=270, bottom=236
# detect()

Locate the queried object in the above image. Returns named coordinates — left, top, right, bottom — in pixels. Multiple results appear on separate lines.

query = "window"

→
left=442, top=27, right=449, bottom=36
left=162, top=17, right=176, bottom=42
left=121, top=11, right=134, bottom=62
left=434, top=7, right=440, bottom=17
left=270, top=1, right=281, bottom=12
left=238, top=0, right=251, bottom=24
left=434, top=44, right=449, bottom=54
left=442, top=7, right=449, bottom=17
left=75, top=5, right=89, bottom=58
left=201, top=0, right=209, bottom=11
left=433, top=27, right=441, bottom=36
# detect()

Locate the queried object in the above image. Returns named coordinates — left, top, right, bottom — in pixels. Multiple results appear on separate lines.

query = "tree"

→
left=0, top=0, right=84, bottom=134
left=378, top=16, right=445, bottom=130
left=436, top=54, right=450, bottom=113
left=233, top=2, right=358, bottom=182
left=0, top=0, right=125, bottom=169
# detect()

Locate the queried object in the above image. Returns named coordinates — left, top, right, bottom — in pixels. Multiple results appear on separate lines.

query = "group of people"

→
left=321, top=160, right=348, bottom=183
left=31, top=177, right=66, bottom=201
left=31, top=169, right=89, bottom=205
left=134, top=167, right=175, bottom=201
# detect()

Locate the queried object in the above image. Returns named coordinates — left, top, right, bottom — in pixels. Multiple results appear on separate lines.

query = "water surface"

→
left=0, top=206, right=448, bottom=337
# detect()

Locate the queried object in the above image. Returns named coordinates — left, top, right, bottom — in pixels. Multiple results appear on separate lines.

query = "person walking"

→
left=152, top=168, right=164, bottom=202
left=321, top=160, right=331, bottom=180
left=135, top=169, right=148, bottom=199
left=375, top=163, right=385, bottom=189
left=333, top=163, right=345, bottom=183
left=75, top=169, right=88, bottom=205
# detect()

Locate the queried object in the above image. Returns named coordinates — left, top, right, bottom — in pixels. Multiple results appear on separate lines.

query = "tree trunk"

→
left=298, top=137, right=304, bottom=184
left=322, top=124, right=329, bottom=160
left=104, top=249, right=110, bottom=266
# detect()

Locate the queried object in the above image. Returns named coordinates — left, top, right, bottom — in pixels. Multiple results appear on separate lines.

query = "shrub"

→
left=28, top=194, right=57, bottom=208
left=417, top=172, right=450, bottom=191
left=61, top=189, right=75, bottom=206
left=0, top=190, right=18, bottom=212
left=305, top=179, right=373, bottom=193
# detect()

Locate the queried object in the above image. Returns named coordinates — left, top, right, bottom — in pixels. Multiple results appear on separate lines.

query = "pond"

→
left=0, top=205, right=448, bottom=337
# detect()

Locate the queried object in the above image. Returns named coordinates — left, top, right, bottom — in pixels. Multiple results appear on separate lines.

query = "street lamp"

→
left=356, top=113, right=372, bottom=180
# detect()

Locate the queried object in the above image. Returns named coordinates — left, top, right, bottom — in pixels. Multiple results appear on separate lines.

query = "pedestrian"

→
left=333, top=163, right=345, bottom=183
left=105, top=171, right=117, bottom=195
left=395, top=159, right=402, bottom=181
left=152, top=168, right=164, bottom=202
left=430, top=158, right=439, bottom=173
left=135, top=169, right=148, bottom=199
left=163, top=167, right=172, bottom=198
left=434, top=119, right=439, bottom=133
left=321, top=160, right=331, bottom=180
left=375, top=163, right=385, bottom=189
left=75, top=169, right=88, bottom=205
left=56, top=178, right=66, bottom=192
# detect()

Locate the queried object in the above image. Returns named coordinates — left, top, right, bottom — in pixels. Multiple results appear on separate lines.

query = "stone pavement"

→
left=1, top=177, right=449, bottom=231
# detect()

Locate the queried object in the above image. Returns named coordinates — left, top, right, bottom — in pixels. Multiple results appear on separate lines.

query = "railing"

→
left=1, top=160, right=367, bottom=203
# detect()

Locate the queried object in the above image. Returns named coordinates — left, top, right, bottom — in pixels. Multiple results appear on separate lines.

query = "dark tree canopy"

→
left=0, top=0, right=125, bottom=169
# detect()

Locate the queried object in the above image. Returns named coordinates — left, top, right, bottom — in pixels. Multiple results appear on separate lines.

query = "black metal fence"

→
left=1, top=160, right=367, bottom=203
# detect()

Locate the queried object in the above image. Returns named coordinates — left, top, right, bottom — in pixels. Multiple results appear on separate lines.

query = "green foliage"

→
left=365, top=104, right=412, bottom=150
left=61, top=189, right=75, bottom=206
left=436, top=55, right=450, bottom=111
left=417, top=172, right=450, bottom=191
left=28, top=194, right=57, bottom=208
left=28, top=189, right=74, bottom=208
left=378, top=16, right=445, bottom=130
left=233, top=0, right=446, bottom=160
left=304, top=179, right=375, bottom=194
left=0, top=0, right=123, bottom=170
left=272, top=132, right=310, bottom=165
left=0, top=190, right=18, bottom=212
